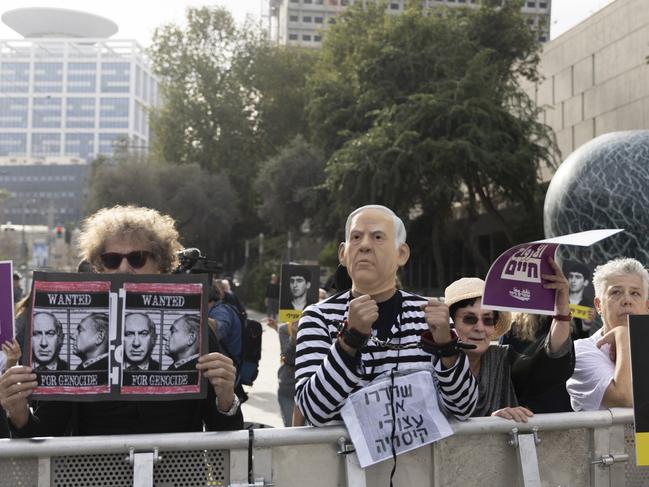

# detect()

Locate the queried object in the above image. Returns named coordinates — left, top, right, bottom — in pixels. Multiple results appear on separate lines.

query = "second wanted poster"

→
left=121, top=281, right=206, bottom=397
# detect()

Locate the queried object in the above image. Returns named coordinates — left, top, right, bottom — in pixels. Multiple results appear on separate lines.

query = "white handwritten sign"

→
left=340, top=370, right=453, bottom=468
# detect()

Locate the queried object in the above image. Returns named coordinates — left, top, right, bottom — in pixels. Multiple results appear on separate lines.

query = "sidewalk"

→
left=241, top=310, right=283, bottom=428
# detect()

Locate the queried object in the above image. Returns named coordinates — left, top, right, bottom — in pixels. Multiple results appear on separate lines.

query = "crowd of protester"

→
left=0, top=203, right=647, bottom=440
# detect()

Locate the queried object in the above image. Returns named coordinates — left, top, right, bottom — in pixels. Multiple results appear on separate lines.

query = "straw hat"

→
left=444, top=277, right=512, bottom=338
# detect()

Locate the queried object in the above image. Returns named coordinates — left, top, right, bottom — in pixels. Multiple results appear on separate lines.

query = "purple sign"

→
left=0, top=261, right=15, bottom=342
left=482, top=243, right=559, bottom=315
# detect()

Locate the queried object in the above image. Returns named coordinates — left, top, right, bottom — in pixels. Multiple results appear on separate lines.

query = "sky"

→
left=0, top=0, right=617, bottom=46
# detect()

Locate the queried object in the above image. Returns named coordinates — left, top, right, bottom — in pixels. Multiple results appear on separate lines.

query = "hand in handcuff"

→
left=420, top=329, right=476, bottom=358
left=421, top=298, right=476, bottom=358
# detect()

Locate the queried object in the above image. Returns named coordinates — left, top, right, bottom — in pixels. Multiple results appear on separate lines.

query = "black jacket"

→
left=7, top=329, right=243, bottom=436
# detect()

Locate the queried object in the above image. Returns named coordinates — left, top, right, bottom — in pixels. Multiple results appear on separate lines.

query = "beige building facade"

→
left=524, top=0, right=649, bottom=164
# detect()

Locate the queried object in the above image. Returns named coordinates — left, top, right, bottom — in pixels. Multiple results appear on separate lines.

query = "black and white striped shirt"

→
left=295, top=289, right=478, bottom=426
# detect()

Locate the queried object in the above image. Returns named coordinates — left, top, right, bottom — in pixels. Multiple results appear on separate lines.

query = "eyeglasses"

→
left=459, top=314, right=496, bottom=327
left=100, top=251, right=152, bottom=270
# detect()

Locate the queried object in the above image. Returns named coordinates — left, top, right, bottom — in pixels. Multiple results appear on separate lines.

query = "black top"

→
left=14, top=394, right=242, bottom=436
left=509, top=337, right=575, bottom=414
left=265, top=283, right=279, bottom=300
left=500, top=321, right=575, bottom=413
left=8, top=319, right=243, bottom=437
left=372, top=291, right=401, bottom=341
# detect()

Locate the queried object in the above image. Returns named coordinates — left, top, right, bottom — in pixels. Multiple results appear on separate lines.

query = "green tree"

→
left=149, top=8, right=258, bottom=208
left=246, top=46, right=319, bottom=154
left=86, top=157, right=239, bottom=258
left=254, top=135, right=327, bottom=233
left=307, top=1, right=556, bottom=281
left=149, top=7, right=318, bottom=241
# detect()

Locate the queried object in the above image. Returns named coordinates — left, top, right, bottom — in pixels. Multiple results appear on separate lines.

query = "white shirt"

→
left=566, top=329, right=615, bottom=411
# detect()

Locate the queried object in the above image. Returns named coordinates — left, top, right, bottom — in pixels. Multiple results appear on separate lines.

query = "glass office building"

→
left=0, top=8, right=159, bottom=226
left=0, top=8, right=159, bottom=161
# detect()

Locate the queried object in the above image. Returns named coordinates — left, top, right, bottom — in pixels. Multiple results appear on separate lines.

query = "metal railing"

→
left=0, top=408, right=645, bottom=487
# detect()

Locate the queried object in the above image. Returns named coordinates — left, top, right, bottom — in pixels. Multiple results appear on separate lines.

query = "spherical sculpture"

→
left=544, top=130, right=649, bottom=266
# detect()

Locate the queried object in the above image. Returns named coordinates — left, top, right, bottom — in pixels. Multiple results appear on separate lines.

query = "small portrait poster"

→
left=121, top=282, right=206, bottom=396
left=0, top=261, right=14, bottom=343
left=30, top=279, right=112, bottom=396
left=279, top=263, right=320, bottom=323
left=561, top=260, right=595, bottom=320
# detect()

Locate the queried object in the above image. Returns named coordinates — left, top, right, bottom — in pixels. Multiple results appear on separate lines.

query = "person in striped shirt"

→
left=294, top=204, right=479, bottom=426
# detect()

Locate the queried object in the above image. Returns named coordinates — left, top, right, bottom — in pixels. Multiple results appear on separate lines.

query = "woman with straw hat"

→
left=442, top=258, right=575, bottom=422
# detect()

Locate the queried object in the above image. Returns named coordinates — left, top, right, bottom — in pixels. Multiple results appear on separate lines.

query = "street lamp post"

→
left=259, top=233, right=264, bottom=265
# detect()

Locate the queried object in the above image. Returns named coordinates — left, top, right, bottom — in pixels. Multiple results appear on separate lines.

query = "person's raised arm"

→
left=336, top=295, right=376, bottom=356
left=295, top=295, right=370, bottom=426
left=543, top=257, right=572, bottom=354
left=422, top=299, right=478, bottom=420
left=598, top=326, right=632, bottom=408
left=422, top=299, right=459, bottom=369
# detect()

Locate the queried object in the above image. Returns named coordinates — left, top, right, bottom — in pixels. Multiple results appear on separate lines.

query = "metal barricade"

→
left=0, top=409, right=645, bottom=487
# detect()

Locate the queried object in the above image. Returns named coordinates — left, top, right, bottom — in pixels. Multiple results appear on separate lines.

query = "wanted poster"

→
left=26, top=272, right=209, bottom=401
left=279, top=263, right=320, bottom=323
left=120, top=281, right=207, bottom=398
left=30, top=277, right=112, bottom=396
left=0, top=261, right=15, bottom=344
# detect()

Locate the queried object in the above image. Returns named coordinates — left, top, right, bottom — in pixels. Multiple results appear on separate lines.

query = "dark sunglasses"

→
left=100, top=251, right=152, bottom=270
left=460, top=314, right=496, bottom=327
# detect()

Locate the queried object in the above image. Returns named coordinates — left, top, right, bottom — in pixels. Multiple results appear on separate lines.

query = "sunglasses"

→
left=100, top=251, right=152, bottom=270
left=459, top=314, right=496, bottom=327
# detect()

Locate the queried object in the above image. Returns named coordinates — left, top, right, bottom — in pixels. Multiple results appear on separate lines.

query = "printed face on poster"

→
left=279, top=263, right=320, bottom=323
left=121, top=282, right=204, bottom=395
left=561, top=260, right=595, bottom=319
left=0, top=261, right=15, bottom=343
left=30, top=280, right=112, bottom=394
left=27, top=272, right=208, bottom=401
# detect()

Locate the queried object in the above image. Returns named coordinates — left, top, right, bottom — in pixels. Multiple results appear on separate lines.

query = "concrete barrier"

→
left=1, top=408, right=646, bottom=487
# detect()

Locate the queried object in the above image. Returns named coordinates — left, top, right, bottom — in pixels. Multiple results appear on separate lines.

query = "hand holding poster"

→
left=482, top=230, right=623, bottom=315
left=341, top=370, right=453, bottom=468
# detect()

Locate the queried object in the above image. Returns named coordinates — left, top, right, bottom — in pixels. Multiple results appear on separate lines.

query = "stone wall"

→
left=524, top=0, right=649, bottom=168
